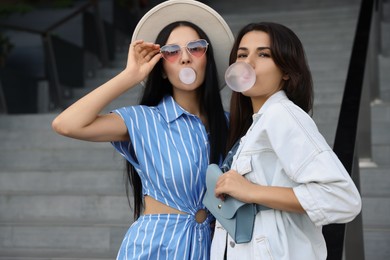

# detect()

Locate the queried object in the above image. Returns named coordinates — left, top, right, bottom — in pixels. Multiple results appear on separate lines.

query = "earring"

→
left=162, top=72, right=167, bottom=79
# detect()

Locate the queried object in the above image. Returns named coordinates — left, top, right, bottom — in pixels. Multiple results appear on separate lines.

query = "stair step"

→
left=0, top=128, right=108, bottom=149
left=65, top=81, right=142, bottom=111
left=315, top=123, right=337, bottom=147
left=210, top=0, right=360, bottom=13
left=379, top=54, right=390, bottom=101
left=0, top=114, right=125, bottom=171
left=313, top=91, right=344, bottom=106
left=372, top=143, right=390, bottom=165
left=362, top=197, right=390, bottom=228
left=372, top=101, right=390, bottom=121
left=381, top=21, right=390, bottom=57
left=221, top=5, right=359, bottom=22
left=312, top=105, right=341, bottom=123
left=0, top=114, right=57, bottom=130
left=363, top=228, right=390, bottom=260
left=360, top=166, right=390, bottom=197
left=0, top=146, right=124, bottom=171
left=0, top=194, right=131, bottom=222
left=0, top=170, right=125, bottom=195
left=0, top=248, right=117, bottom=260
left=372, top=121, right=390, bottom=144
left=0, top=224, right=127, bottom=259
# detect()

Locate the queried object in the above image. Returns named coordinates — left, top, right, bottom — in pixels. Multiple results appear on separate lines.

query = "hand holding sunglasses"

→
left=125, top=40, right=162, bottom=81
left=160, top=39, right=209, bottom=62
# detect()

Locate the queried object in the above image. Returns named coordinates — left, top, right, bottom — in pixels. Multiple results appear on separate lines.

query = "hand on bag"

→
left=215, top=169, right=257, bottom=203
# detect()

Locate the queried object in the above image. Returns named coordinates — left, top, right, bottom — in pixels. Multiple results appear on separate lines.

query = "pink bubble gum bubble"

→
left=225, top=62, right=256, bottom=92
left=179, top=68, right=196, bottom=85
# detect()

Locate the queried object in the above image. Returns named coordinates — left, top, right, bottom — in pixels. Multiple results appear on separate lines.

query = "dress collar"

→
left=157, top=95, right=191, bottom=123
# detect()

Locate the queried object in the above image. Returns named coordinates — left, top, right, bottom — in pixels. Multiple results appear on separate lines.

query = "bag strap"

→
left=220, top=139, right=241, bottom=173
left=256, top=204, right=272, bottom=212
left=221, top=139, right=272, bottom=213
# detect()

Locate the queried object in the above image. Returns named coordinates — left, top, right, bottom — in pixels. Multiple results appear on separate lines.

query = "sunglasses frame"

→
left=160, top=39, right=209, bottom=62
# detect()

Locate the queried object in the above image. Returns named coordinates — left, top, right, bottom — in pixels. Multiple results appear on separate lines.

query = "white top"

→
left=210, top=91, right=362, bottom=260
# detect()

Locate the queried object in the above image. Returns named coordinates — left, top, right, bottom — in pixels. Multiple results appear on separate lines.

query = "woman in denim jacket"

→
left=210, top=22, right=362, bottom=260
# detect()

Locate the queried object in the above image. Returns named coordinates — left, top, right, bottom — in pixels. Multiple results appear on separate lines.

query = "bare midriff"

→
left=143, top=196, right=208, bottom=223
left=143, top=196, right=187, bottom=215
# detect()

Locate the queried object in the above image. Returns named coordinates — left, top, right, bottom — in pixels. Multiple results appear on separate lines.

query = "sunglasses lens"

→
left=160, top=40, right=208, bottom=62
left=187, top=40, right=208, bottom=57
left=161, top=45, right=181, bottom=62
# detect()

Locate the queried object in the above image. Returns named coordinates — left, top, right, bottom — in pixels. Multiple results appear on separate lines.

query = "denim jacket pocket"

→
left=253, top=236, right=274, bottom=260
left=235, top=156, right=252, bottom=176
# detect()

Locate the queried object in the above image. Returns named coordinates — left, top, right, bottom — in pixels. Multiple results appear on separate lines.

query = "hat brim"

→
left=132, top=0, right=234, bottom=89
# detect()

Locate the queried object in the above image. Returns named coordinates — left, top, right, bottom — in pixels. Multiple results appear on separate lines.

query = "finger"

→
left=215, top=175, right=226, bottom=187
left=144, top=49, right=161, bottom=60
left=148, top=52, right=162, bottom=66
left=136, top=41, right=159, bottom=52
left=143, top=42, right=160, bottom=49
left=133, top=39, right=144, bottom=45
left=215, top=189, right=227, bottom=200
left=214, top=183, right=226, bottom=197
left=138, top=45, right=159, bottom=59
left=217, top=194, right=226, bottom=201
left=130, top=40, right=144, bottom=51
left=133, top=42, right=158, bottom=57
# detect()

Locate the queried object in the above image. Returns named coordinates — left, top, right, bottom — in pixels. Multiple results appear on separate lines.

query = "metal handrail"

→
left=322, top=0, right=382, bottom=259
left=358, top=0, right=383, bottom=163
left=0, top=81, right=7, bottom=113
left=0, top=0, right=108, bottom=111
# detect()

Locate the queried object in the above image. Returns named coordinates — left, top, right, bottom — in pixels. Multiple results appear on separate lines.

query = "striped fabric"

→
left=112, top=95, right=214, bottom=260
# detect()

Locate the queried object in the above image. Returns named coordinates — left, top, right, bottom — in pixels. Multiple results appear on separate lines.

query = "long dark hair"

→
left=126, top=21, right=228, bottom=219
left=227, top=22, right=313, bottom=151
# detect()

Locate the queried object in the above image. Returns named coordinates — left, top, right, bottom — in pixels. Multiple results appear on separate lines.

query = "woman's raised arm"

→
left=52, top=40, right=161, bottom=142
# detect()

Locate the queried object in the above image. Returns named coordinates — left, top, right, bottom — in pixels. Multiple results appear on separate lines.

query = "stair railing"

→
left=322, top=0, right=382, bottom=259
left=0, top=0, right=108, bottom=111
left=0, top=81, right=6, bottom=113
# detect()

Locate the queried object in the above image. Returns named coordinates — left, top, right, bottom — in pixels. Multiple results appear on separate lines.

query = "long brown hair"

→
left=227, top=22, right=313, bottom=151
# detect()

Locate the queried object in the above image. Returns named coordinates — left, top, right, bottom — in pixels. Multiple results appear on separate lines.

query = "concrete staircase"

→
left=0, top=0, right=389, bottom=259
left=360, top=3, right=390, bottom=255
left=0, top=112, right=131, bottom=259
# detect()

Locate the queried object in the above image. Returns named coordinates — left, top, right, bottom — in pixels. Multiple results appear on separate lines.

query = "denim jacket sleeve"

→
left=257, top=101, right=362, bottom=226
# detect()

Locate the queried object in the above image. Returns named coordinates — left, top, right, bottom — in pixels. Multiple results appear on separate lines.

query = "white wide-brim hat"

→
left=132, top=0, right=234, bottom=89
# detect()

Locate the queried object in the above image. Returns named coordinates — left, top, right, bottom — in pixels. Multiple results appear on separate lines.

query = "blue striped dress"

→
left=112, top=95, right=215, bottom=260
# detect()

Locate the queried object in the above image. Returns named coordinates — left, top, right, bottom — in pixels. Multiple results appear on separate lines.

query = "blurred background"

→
left=0, top=0, right=389, bottom=259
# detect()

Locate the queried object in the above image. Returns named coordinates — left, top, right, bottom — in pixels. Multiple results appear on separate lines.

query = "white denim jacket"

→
left=210, top=91, right=362, bottom=260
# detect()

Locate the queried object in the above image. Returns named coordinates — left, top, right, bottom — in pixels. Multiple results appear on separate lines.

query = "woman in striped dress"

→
left=51, top=1, right=234, bottom=259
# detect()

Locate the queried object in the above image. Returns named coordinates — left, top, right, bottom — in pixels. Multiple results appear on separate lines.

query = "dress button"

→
left=230, top=241, right=235, bottom=248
